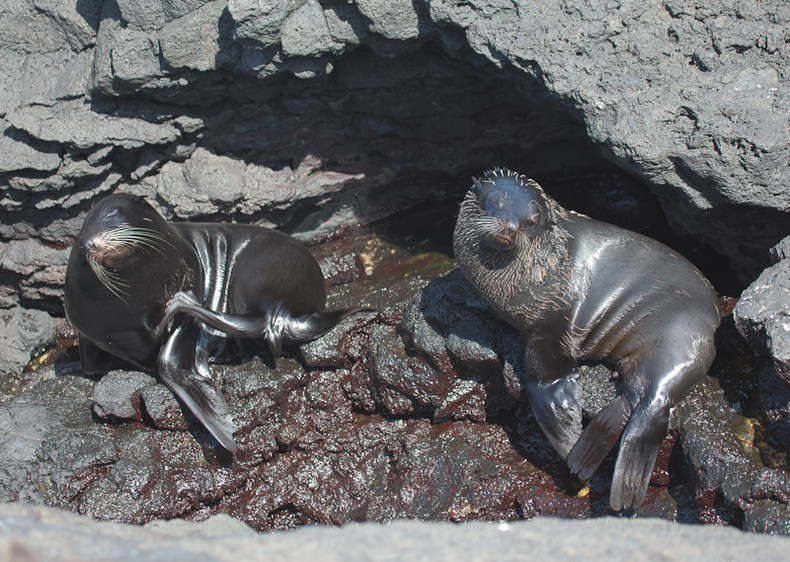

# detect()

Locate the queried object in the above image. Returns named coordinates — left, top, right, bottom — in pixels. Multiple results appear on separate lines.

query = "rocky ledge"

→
left=1, top=0, right=789, bottom=548
left=2, top=0, right=789, bottom=311
left=2, top=502, right=790, bottom=562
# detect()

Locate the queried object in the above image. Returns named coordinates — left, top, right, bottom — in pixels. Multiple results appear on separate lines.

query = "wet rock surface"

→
left=1, top=0, right=790, bottom=549
left=734, top=236, right=790, bottom=450
left=2, top=248, right=790, bottom=534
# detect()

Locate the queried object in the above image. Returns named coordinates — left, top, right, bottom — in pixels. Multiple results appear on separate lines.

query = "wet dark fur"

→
left=453, top=168, right=720, bottom=510
left=65, top=193, right=368, bottom=452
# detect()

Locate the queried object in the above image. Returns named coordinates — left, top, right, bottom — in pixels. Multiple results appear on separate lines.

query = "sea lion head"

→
left=76, top=193, right=172, bottom=300
left=470, top=168, right=549, bottom=251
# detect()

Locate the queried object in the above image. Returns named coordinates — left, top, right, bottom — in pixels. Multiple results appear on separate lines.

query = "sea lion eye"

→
left=522, top=200, right=542, bottom=226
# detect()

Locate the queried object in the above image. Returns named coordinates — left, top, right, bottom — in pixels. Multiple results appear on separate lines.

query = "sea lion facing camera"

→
left=65, top=193, right=367, bottom=453
left=453, top=168, right=720, bottom=510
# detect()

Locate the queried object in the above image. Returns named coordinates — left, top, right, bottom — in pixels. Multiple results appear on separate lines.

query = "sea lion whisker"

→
left=106, top=225, right=170, bottom=246
left=102, top=225, right=171, bottom=255
left=87, top=254, right=129, bottom=302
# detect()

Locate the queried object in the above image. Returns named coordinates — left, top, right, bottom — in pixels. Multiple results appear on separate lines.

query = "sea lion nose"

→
left=82, top=238, right=98, bottom=254
left=495, top=211, right=520, bottom=234
left=82, top=235, right=108, bottom=257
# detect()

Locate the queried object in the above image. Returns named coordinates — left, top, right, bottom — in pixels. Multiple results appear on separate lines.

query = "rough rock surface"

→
left=1, top=0, right=790, bottom=548
left=2, top=0, right=789, bottom=311
left=0, top=306, right=53, bottom=379
left=734, top=235, right=790, bottom=449
left=1, top=261, right=789, bottom=535
left=2, top=502, right=790, bottom=562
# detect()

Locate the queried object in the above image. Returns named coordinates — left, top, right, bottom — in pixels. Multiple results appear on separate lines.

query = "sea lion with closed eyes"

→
left=65, top=193, right=368, bottom=452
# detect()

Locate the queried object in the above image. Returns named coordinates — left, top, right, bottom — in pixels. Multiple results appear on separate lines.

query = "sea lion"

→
left=453, top=168, right=720, bottom=510
left=65, top=193, right=367, bottom=453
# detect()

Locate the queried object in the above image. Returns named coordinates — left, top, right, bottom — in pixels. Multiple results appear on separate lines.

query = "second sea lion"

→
left=453, top=168, right=720, bottom=509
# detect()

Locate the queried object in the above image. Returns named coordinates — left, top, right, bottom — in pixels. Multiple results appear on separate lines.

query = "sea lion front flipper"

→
left=566, top=394, right=632, bottom=480
left=157, top=320, right=239, bottom=453
left=609, top=395, right=670, bottom=510
left=525, top=375, right=583, bottom=460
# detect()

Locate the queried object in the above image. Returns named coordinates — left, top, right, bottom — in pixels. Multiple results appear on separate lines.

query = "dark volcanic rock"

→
left=92, top=370, right=156, bottom=422
left=1, top=256, right=790, bottom=533
left=0, top=271, right=592, bottom=530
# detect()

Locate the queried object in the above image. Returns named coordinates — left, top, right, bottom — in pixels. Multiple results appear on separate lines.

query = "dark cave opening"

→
left=189, top=42, right=742, bottom=295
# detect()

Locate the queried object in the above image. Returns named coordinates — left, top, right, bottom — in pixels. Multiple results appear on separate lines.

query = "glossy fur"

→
left=453, top=168, right=720, bottom=509
left=65, top=193, right=365, bottom=452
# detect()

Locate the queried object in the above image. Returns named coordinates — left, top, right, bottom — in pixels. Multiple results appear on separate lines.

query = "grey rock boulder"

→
left=92, top=370, right=157, bottom=421
left=2, top=503, right=790, bottom=562
left=0, top=307, right=55, bottom=378
left=735, top=235, right=790, bottom=448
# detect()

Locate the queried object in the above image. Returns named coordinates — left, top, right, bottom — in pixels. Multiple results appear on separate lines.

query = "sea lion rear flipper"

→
left=157, top=322, right=239, bottom=453
left=526, top=376, right=583, bottom=460
left=609, top=396, right=670, bottom=510
left=157, top=292, right=374, bottom=355
left=155, top=291, right=268, bottom=340
left=284, top=308, right=376, bottom=343
left=566, top=394, right=632, bottom=480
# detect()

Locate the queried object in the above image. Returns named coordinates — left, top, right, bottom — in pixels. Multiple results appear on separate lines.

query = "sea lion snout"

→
left=82, top=230, right=137, bottom=269
left=82, top=234, right=113, bottom=262
left=473, top=169, right=548, bottom=251
left=482, top=220, right=519, bottom=250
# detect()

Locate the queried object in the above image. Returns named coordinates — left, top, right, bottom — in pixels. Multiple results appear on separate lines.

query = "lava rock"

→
left=140, top=383, right=190, bottom=432
left=0, top=306, right=55, bottom=377
left=744, top=501, right=790, bottom=534
left=0, top=240, right=70, bottom=310
left=734, top=236, right=790, bottom=448
left=92, top=370, right=156, bottom=422
left=675, top=372, right=790, bottom=525
left=0, top=373, right=118, bottom=505
left=3, top=0, right=788, bottom=311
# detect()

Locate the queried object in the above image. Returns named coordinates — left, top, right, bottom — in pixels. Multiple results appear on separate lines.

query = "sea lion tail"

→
left=566, top=394, right=632, bottom=480
left=158, top=367, right=239, bottom=453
